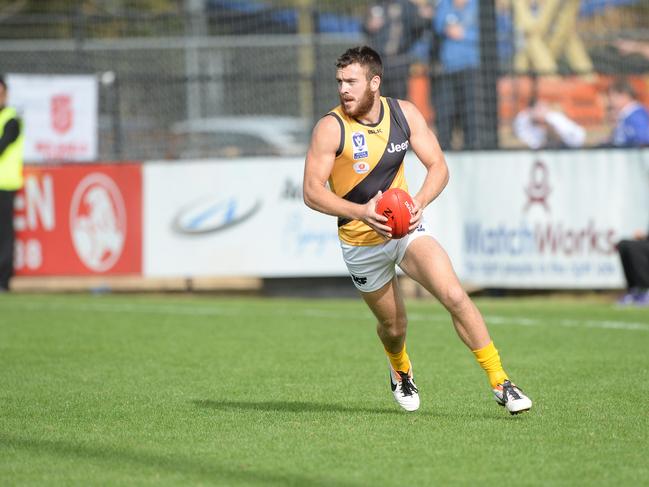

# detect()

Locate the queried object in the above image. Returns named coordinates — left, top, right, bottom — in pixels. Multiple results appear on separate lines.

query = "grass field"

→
left=1, top=293, right=648, bottom=486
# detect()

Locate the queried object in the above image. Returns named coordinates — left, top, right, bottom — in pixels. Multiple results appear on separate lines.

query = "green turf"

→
left=1, top=293, right=647, bottom=486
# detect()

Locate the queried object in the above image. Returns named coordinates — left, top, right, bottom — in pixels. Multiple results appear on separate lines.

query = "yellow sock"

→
left=472, top=341, right=508, bottom=388
left=385, top=344, right=411, bottom=374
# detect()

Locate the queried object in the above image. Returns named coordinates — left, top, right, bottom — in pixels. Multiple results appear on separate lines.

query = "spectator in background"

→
left=513, top=97, right=586, bottom=149
left=0, top=76, right=24, bottom=292
left=495, top=0, right=514, bottom=67
left=433, top=0, right=480, bottom=150
left=617, top=228, right=649, bottom=306
left=607, top=78, right=649, bottom=147
left=614, top=39, right=649, bottom=62
left=364, top=0, right=434, bottom=101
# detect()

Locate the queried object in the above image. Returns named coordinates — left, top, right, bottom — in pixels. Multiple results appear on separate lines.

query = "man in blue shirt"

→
left=608, top=78, right=649, bottom=147
left=433, top=0, right=480, bottom=150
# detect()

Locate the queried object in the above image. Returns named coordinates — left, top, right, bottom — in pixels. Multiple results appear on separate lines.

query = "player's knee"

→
left=442, top=284, right=468, bottom=312
left=378, top=316, right=408, bottom=338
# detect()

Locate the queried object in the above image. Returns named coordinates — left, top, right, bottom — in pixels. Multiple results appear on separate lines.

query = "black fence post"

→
left=479, top=0, right=499, bottom=149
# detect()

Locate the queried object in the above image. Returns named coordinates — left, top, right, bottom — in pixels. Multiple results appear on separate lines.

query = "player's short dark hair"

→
left=0, top=75, right=6, bottom=90
left=609, top=78, right=636, bottom=99
left=336, top=46, right=383, bottom=80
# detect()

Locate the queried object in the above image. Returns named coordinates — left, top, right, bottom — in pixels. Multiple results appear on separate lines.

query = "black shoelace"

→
left=398, top=371, right=418, bottom=396
left=503, top=380, right=522, bottom=401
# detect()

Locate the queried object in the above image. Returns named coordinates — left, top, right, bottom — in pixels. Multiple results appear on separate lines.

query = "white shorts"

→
left=341, top=220, right=434, bottom=292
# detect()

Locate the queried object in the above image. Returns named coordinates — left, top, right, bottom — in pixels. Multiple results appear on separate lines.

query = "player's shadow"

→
left=193, top=399, right=433, bottom=416
left=0, top=433, right=362, bottom=487
left=194, top=400, right=526, bottom=421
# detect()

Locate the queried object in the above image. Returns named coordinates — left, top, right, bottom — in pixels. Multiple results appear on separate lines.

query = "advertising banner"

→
left=423, top=149, right=649, bottom=288
left=6, top=74, right=98, bottom=162
left=143, top=150, right=649, bottom=288
left=143, top=159, right=346, bottom=277
left=15, top=164, right=142, bottom=275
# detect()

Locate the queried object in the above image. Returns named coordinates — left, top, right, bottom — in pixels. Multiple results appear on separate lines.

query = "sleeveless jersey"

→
left=327, top=97, right=411, bottom=246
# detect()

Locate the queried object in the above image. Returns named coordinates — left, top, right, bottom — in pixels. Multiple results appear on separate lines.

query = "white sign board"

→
left=414, top=149, right=649, bottom=288
left=143, top=150, right=649, bottom=288
left=143, top=159, right=346, bottom=277
left=7, top=74, right=98, bottom=162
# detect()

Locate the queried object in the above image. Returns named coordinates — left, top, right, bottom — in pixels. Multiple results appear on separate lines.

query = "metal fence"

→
left=1, top=33, right=360, bottom=160
left=1, top=1, right=648, bottom=160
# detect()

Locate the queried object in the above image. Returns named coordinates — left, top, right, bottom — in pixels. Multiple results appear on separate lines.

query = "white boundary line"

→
left=3, top=301, right=648, bottom=331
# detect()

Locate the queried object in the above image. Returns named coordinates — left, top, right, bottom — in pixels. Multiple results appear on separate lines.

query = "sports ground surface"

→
left=1, top=293, right=647, bottom=486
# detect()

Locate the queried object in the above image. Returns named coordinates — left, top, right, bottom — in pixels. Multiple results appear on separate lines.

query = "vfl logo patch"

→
left=352, top=131, right=369, bottom=160
left=352, top=161, right=370, bottom=174
left=351, top=274, right=368, bottom=286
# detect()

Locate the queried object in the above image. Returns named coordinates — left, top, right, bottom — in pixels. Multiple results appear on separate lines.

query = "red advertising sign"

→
left=14, top=163, right=142, bottom=276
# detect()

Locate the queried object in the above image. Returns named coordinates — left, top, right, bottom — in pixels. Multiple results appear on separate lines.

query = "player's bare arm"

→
left=398, top=99, right=449, bottom=231
left=303, top=115, right=392, bottom=236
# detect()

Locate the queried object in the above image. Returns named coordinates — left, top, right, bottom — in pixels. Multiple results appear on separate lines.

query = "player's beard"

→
left=340, top=84, right=375, bottom=119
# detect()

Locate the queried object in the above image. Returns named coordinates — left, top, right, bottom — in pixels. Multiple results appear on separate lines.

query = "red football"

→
left=375, top=188, right=415, bottom=239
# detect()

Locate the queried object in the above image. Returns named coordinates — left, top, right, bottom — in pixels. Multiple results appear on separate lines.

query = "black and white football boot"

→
left=389, top=361, right=420, bottom=412
left=493, top=380, right=532, bottom=415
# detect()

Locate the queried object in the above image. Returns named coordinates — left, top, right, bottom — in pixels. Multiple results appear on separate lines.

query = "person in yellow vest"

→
left=0, top=76, right=24, bottom=292
left=303, top=46, right=532, bottom=414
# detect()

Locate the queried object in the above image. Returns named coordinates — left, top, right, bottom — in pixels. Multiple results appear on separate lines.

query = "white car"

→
left=170, top=116, right=309, bottom=158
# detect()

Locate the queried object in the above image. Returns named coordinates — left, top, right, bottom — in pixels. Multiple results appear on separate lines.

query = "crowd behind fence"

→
left=1, top=1, right=648, bottom=161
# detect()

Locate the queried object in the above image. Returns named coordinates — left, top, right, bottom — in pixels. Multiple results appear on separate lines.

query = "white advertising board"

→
left=6, top=74, right=98, bottom=162
left=421, top=149, right=649, bottom=288
left=144, top=159, right=346, bottom=277
left=144, top=150, right=649, bottom=288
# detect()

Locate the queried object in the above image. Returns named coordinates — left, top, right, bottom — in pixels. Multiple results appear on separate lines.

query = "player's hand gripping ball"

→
left=375, top=188, right=415, bottom=239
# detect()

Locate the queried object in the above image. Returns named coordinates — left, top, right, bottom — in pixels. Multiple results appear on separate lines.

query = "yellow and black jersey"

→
left=327, top=96, right=411, bottom=246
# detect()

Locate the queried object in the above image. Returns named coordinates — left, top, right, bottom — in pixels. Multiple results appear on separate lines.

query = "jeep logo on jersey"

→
left=353, top=161, right=370, bottom=174
left=172, top=195, right=261, bottom=235
left=386, top=141, right=409, bottom=154
left=352, top=131, right=369, bottom=160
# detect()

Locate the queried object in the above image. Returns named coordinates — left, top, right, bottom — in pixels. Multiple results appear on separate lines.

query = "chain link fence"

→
left=1, top=1, right=648, bottom=160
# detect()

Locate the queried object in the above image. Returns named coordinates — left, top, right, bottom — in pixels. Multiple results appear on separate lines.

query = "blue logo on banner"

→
left=172, top=195, right=261, bottom=234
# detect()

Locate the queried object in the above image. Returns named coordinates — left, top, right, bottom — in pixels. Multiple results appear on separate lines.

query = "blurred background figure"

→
left=607, top=78, right=649, bottom=147
left=363, top=0, right=434, bottom=101
left=0, top=76, right=24, bottom=292
left=614, top=39, right=649, bottom=61
left=433, top=0, right=480, bottom=150
left=513, top=97, right=586, bottom=150
left=512, top=0, right=593, bottom=75
left=617, top=228, right=649, bottom=306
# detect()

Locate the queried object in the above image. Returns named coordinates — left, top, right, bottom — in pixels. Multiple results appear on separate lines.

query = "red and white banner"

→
left=14, top=164, right=142, bottom=276
left=6, top=74, right=98, bottom=162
